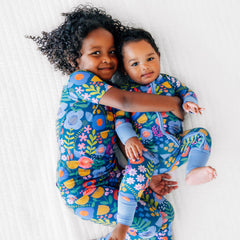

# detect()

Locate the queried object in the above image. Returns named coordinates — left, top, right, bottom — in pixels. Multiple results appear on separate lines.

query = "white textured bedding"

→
left=1, top=0, right=240, bottom=239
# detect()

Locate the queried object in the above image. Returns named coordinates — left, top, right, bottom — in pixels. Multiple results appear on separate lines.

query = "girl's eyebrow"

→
left=89, top=45, right=116, bottom=51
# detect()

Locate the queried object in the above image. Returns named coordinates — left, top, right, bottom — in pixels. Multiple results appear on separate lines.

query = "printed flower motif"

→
left=128, top=168, right=137, bottom=176
left=75, top=86, right=83, bottom=94
left=70, top=72, right=88, bottom=85
left=58, top=167, right=69, bottom=182
left=126, top=177, right=135, bottom=184
left=140, top=128, right=153, bottom=140
left=78, top=143, right=86, bottom=150
left=92, top=115, right=106, bottom=131
left=75, top=207, right=94, bottom=220
left=66, top=194, right=77, bottom=204
left=95, top=144, right=106, bottom=156
left=64, top=110, right=84, bottom=130
left=134, top=183, right=143, bottom=191
left=78, top=156, right=93, bottom=169
left=136, top=174, right=145, bottom=183
left=57, top=103, right=68, bottom=119
left=84, top=125, right=92, bottom=133
left=79, top=133, right=87, bottom=142
left=138, top=165, right=146, bottom=173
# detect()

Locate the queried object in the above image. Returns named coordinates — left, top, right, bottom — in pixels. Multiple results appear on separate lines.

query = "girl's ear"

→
left=158, top=52, right=161, bottom=58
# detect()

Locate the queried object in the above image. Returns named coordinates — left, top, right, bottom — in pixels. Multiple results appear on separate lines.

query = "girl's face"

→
left=76, top=28, right=118, bottom=81
left=122, top=40, right=160, bottom=85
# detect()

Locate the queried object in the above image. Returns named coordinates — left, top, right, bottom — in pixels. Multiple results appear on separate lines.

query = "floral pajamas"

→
left=115, top=74, right=211, bottom=228
left=56, top=70, right=175, bottom=240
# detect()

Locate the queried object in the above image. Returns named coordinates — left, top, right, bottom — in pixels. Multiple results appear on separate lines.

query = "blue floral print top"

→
left=115, top=74, right=198, bottom=147
left=56, top=70, right=117, bottom=192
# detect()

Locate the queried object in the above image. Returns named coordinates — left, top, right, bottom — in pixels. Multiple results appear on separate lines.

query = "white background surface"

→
left=1, top=0, right=240, bottom=239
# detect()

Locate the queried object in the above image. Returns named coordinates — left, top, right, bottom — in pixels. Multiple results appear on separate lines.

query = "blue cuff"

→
left=117, top=192, right=137, bottom=226
left=183, top=96, right=198, bottom=106
left=116, top=122, right=138, bottom=144
left=186, top=148, right=210, bottom=174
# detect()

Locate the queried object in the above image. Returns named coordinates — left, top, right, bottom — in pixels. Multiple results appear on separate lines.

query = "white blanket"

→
left=1, top=0, right=240, bottom=239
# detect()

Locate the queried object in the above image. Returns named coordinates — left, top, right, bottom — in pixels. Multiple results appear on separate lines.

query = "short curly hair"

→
left=27, top=5, right=126, bottom=75
left=117, top=28, right=160, bottom=70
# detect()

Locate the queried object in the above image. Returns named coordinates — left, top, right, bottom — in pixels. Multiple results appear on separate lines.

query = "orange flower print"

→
left=78, top=157, right=93, bottom=169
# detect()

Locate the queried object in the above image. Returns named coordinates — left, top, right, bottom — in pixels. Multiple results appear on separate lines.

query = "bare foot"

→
left=185, top=166, right=217, bottom=185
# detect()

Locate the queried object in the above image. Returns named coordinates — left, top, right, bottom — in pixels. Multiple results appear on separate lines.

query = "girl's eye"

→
left=109, top=50, right=116, bottom=55
left=91, top=51, right=101, bottom=55
left=131, top=62, right=139, bottom=67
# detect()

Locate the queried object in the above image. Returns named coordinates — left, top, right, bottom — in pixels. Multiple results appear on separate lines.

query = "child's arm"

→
left=100, top=87, right=184, bottom=119
left=165, top=75, right=201, bottom=115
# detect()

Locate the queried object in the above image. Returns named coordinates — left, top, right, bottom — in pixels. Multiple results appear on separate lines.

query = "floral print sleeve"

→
left=68, top=70, right=112, bottom=104
left=161, top=74, right=198, bottom=105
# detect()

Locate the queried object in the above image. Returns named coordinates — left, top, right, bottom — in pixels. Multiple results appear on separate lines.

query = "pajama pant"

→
left=58, top=161, right=174, bottom=240
left=117, top=127, right=211, bottom=237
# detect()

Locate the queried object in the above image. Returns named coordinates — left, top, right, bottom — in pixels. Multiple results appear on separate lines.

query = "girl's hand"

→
left=109, top=223, right=129, bottom=240
left=183, top=102, right=205, bottom=115
left=125, top=137, right=147, bottom=160
left=149, top=173, right=178, bottom=197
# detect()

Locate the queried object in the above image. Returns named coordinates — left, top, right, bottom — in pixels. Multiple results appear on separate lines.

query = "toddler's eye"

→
left=147, top=57, right=154, bottom=61
left=131, top=62, right=139, bottom=67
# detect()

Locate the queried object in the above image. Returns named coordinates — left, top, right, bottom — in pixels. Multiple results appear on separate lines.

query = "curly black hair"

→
left=26, top=5, right=126, bottom=75
left=117, top=28, right=160, bottom=70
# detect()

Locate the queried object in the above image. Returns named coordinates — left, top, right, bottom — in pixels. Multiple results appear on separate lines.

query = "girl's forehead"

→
left=82, top=28, right=115, bottom=49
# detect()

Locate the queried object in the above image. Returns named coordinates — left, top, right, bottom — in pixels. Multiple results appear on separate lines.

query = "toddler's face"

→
left=122, top=40, right=160, bottom=85
left=76, top=28, right=118, bottom=81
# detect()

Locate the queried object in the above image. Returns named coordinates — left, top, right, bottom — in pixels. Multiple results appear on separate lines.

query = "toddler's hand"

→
left=125, top=137, right=147, bottom=160
left=183, top=102, right=204, bottom=115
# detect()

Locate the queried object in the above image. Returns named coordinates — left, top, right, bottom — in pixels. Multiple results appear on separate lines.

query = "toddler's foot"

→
left=185, top=166, right=217, bottom=185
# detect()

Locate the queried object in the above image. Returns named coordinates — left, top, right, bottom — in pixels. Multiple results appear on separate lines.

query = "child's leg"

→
left=117, top=150, right=168, bottom=229
left=100, top=187, right=174, bottom=240
left=177, top=128, right=216, bottom=185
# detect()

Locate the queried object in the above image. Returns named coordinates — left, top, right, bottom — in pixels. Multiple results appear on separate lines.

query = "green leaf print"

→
left=82, top=84, right=106, bottom=99
left=64, top=129, right=75, bottom=149
left=85, top=129, right=97, bottom=155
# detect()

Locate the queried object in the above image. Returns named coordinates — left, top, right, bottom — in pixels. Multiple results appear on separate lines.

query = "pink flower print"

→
left=126, top=177, right=135, bottom=185
left=92, top=98, right=98, bottom=104
left=61, top=155, right=67, bottom=161
left=84, top=125, right=92, bottom=134
left=134, top=183, right=143, bottom=191
left=79, top=133, right=87, bottom=142
left=138, top=165, right=146, bottom=173
left=128, top=168, right=137, bottom=176
left=75, top=86, right=83, bottom=94
left=83, top=93, right=90, bottom=100
left=78, top=143, right=86, bottom=150
left=79, top=150, right=85, bottom=155
left=61, top=147, right=65, bottom=153
left=60, top=139, right=64, bottom=145
left=137, top=174, right=145, bottom=182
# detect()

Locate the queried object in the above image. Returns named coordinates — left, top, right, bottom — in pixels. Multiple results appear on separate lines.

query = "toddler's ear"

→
left=158, top=52, right=161, bottom=58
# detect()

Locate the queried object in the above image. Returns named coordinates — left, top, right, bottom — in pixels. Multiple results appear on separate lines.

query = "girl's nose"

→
left=102, top=55, right=111, bottom=64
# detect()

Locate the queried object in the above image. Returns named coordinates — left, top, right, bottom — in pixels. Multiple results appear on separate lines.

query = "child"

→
left=28, top=5, right=182, bottom=240
left=114, top=28, right=217, bottom=233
